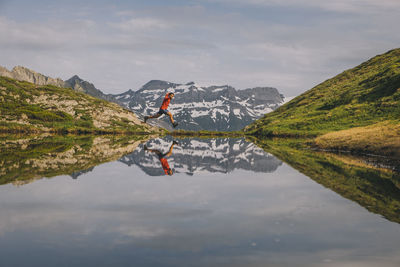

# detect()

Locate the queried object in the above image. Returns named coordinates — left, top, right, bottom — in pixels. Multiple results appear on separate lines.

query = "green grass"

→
left=0, top=121, right=41, bottom=133
left=245, top=48, right=400, bottom=137
left=314, top=121, right=400, bottom=158
left=1, top=101, right=74, bottom=122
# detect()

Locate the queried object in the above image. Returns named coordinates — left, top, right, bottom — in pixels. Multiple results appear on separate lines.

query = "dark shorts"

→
left=157, top=109, right=169, bottom=115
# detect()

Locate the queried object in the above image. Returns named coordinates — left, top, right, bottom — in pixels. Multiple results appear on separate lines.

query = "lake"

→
left=0, top=135, right=399, bottom=266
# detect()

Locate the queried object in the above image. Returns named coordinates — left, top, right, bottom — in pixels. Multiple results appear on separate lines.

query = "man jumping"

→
left=144, top=92, right=178, bottom=128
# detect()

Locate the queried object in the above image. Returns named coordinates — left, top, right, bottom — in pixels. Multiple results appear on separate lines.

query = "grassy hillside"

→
left=0, top=76, right=162, bottom=134
left=245, top=48, right=400, bottom=137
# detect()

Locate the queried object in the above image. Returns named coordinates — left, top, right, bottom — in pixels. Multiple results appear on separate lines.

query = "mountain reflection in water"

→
left=120, top=137, right=282, bottom=176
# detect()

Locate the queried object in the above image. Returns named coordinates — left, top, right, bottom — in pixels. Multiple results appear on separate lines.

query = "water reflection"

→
left=1, top=134, right=399, bottom=224
left=120, top=137, right=282, bottom=176
left=0, top=135, right=400, bottom=266
left=0, top=135, right=148, bottom=186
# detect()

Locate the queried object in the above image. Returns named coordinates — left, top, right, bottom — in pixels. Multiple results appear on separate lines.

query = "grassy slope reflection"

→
left=251, top=138, right=400, bottom=223
left=0, top=135, right=149, bottom=186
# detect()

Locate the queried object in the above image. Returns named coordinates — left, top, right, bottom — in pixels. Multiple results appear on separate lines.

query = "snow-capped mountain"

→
left=113, top=80, right=285, bottom=131
left=119, top=137, right=282, bottom=176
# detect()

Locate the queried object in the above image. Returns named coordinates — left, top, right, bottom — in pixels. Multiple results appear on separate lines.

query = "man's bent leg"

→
left=167, top=112, right=179, bottom=128
left=167, top=112, right=175, bottom=123
left=149, top=113, right=162, bottom=119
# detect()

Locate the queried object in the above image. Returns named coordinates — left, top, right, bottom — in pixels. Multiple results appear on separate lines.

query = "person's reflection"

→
left=143, top=141, right=178, bottom=176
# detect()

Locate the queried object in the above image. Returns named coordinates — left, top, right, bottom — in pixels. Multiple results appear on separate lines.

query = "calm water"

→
left=0, top=136, right=399, bottom=266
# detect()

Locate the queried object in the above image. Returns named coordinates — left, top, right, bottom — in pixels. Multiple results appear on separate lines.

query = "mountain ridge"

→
left=1, top=65, right=286, bottom=131
left=64, top=75, right=118, bottom=103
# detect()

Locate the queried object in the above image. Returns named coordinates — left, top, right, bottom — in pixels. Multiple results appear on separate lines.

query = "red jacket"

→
left=160, top=93, right=171, bottom=110
left=160, top=158, right=171, bottom=175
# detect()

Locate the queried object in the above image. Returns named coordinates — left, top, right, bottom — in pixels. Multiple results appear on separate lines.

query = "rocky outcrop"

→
left=0, top=66, right=65, bottom=87
left=0, top=65, right=122, bottom=105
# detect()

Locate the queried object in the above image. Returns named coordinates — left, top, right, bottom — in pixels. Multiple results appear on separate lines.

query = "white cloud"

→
left=111, top=17, right=172, bottom=31
left=0, top=16, right=97, bottom=50
left=208, top=0, right=400, bottom=13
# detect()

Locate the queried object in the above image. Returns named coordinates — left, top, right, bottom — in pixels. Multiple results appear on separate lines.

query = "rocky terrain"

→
left=0, top=76, right=160, bottom=134
left=0, top=66, right=65, bottom=87
left=0, top=66, right=119, bottom=103
left=0, top=65, right=65, bottom=87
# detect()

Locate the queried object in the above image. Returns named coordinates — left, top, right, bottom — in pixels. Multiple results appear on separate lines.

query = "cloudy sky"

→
left=0, top=0, right=399, bottom=96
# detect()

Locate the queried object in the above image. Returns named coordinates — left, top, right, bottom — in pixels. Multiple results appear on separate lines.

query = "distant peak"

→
left=140, top=80, right=178, bottom=91
left=186, top=81, right=195, bottom=85
left=66, top=75, right=83, bottom=83
left=147, top=79, right=168, bottom=84
left=71, top=75, right=82, bottom=80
